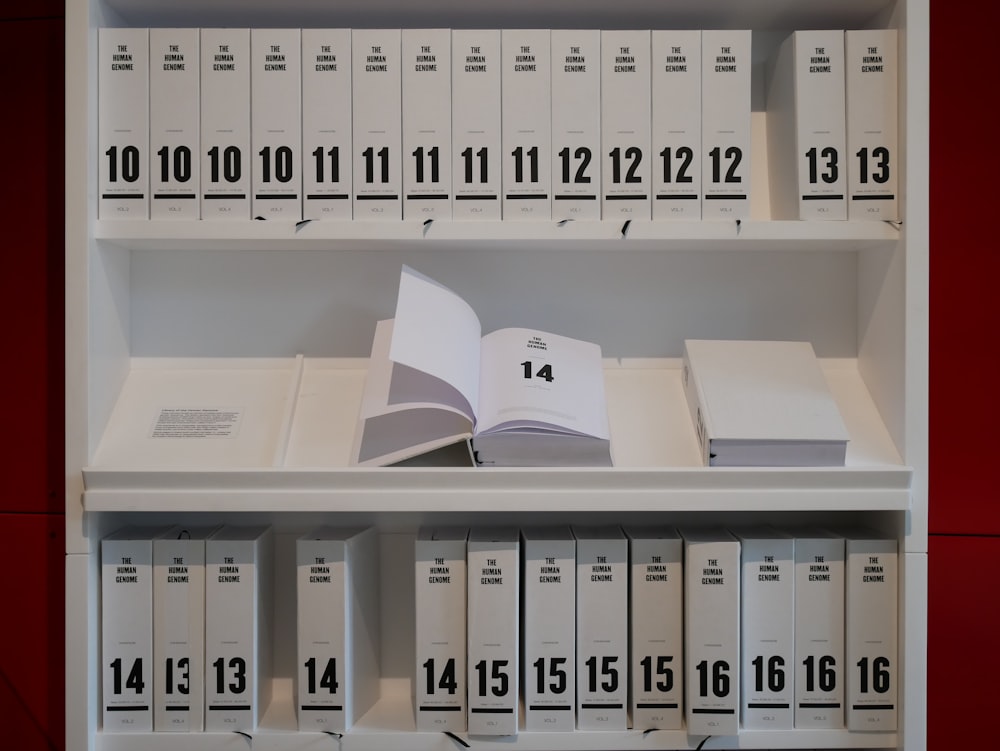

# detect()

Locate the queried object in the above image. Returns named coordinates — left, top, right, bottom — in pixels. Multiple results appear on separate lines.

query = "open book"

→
left=352, top=267, right=612, bottom=467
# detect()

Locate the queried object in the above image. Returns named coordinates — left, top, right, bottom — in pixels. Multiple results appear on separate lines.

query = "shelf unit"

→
left=65, top=0, right=928, bottom=749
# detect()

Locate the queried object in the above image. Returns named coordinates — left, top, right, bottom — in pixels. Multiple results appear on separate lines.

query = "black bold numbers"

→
left=105, top=145, right=140, bottom=183
left=212, top=656, right=247, bottom=695
left=474, top=659, right=509, bottom=697
left=585, top=655, right=619, bottom=693
left=696, top=659, right=730, bottom=698
left=709, top=146, right=742, bottom=184
left=422, top=657, right=458, bottom=695
left=110, top=657, right=145, bottom=695
left=304, top=657, right=339, bottom=695
left=640, top=654, right=674, bottom=693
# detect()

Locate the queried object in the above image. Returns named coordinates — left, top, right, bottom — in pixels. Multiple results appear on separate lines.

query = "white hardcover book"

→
left=98, top=27, right=149, bottom=220
left=451, top=30, right=502, bottom=219
left=467, top=528, right=519, bottom=735
left=701, top=30, right=751, bottom=220
left=846, top=29, right=898, bottom=221
left=297, top=526, right=380, bottom=731
left=521, top=527, right=576, bottom=731
left=682, top=528, right=741, bottom=736
left=766, top=30, right=848, bottom=220
left=302, top=29, right=352, bottom=220
left=682, top=339, right=850, bottom=467
left=601, top=30, right=651, bottom=220
left=793, top=530, right=845, bottom=729
left=402, top=29, right=452, bottom=220
left=550, top=30, right=601, bottom=221
left=101, top=525, right=175, bottom=731
left=845, top=532, right=897, bottom=731
left=204, top=525, right=273, bottom=731
left=200, top=28, right=251, bottom=219
left=149, top=28, right=199, bottom=219
left=251, top=29, right=301, bottom=220
left=153, top=526, right=215, bottom=731
left=626, top=526, right=683, bottom=730
left=352, top=29, right=402, bottom=220
left=735, top=527, right=795, bottom=730
left=574, top=526, right=628, bottom=731
left=502, top=29, right=552, bottom=220
left=652, top=30, right=701, bottom=220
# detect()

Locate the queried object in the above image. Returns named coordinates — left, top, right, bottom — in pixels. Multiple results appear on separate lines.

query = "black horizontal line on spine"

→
left=528, top=705, right=573, bottom=710
left=691, top=708, right=735, bottom=714
left=301, top=705, right=342, bottom=711
left=419, top=706, right=462, bottom=712
left=748, top=702, right=790, bottom=709
left=799, top=702, right=841, bottom=708
left=506, top=194, right=548, bottom=200
left=102, top=194, right=144, bottom=199
left=554, top=195, right=597, bottom=200
left=204, top=194, right=246, bottom=200
left=407, top=194, right=450, bottom=200
left=356, top=195, right=399, bottom=200
left=153, top=194, right=197, bottom=199
left=208, top=705, right=252, bottom=711
left=705, top=194, right=747, bottom=200
left=255, top=194, right=299, bottom=200
left=164, top=705, right=190, bottom=711
left=106, top=705, right=148, bottom=712
left=605, top=195, right=647, bottom=201
left=455, top=195, right=497, bottom=200
left=802, top=194, right=844, bottom=201
left=852, top=195, right=895, bottom=200
left=636, top=702, right=679, bottom=709
left=852, top=704, right=895, bottom=710
left=470, top=707, right=514, bottom=714
left=656, top=194, right=698, bottom=200
left=581, top=703, right=624, bottom=709
left=307, top=194, right=349, bottom=199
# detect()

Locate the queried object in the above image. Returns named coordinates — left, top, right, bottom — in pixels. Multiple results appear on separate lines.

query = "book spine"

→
left=681, top=346, right=711, bottom=466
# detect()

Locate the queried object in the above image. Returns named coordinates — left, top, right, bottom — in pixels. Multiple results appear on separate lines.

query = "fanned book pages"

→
left=352, top=266, right=612, bottom=467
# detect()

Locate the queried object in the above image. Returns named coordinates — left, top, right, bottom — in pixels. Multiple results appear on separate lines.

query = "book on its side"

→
left=682, top=339, right=849, bottom=467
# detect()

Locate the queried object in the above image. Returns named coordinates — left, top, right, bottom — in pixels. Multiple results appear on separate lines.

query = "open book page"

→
left=475, top=327, right=610, bottom=440
left=388, top=266, right=482, bottom=419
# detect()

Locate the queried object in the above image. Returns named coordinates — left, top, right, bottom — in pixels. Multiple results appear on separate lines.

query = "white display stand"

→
left=65, top=1, right=928, bottom=750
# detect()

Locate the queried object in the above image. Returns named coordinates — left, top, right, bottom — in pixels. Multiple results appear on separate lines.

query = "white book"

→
left=200, top=28, right=251, bottom=219
left=793, top=530, right=845, bottom=729
left=98, top=27, right=149, bottom=220
left=352, top=266, right=611, bottom=468
left=521, top=527, right=576, bottom=731
left=149, top=28, right=199, bottom=219
left=682, top=339, right=849, bottom=467
left=574, top=526, right=628, bottom=731
left=845, top=532, right=897, bottom=731
left=467, top=528, right=519, bottom=735
left=414, top=527, right=469, bottom=731
left=352, top=29, right=402, bottom=220
left=550, top=30, right=601, bottom=221
left=701, top=30, right=752, bottom=220
left=735, top=527, right=795, bottom=730
left=251, top=29, right=301, bottom=220
left=204, top=525, right=273, bottom=731
left=501, top=29, right=552, bottom=220
left=402, top=29, right=452, bottom=220
left=651, top=30, right=701, bottom=220
left=846, top=29, right=899, bottom=221
left=301, top=29, right=353, bottom=220
left=601, top=30, right=651, bottom=220
left=682, top=528, right=741, bottom=736
left=296, top=526, right=380, bottom=731
left=101, top=525, right=175, bottom=732
left=451, top=30, right=502, bottom=219
left=766, top=30, right=848, bottom=220
left=625, top=526, right=683, bottom=731
left=153, top=526, right=216, bottom=731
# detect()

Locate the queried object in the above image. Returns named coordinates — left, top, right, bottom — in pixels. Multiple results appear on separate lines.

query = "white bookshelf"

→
left=65, top=0, right=928, bottom=749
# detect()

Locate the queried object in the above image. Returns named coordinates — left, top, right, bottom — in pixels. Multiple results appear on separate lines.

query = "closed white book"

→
left=467, top=528, right=519, bottom=735
left=626, top=526, right=683, bottom=730
left=574, top=526, right=628, bottom=731
left=98, top=27, right=149, bottom=220
left=521, top=527, right=576, bottom=731
left=415, top=527, right=469, bottom=731
left=149, top=28, right=199, bottom=219
left=793, top=530, right=845, bottom=729
left=402, top=29, right=452, bottom=220
left=352, top=29, right=402, bottom=220
left=501, top=29, right=552, bottom=220
left=846, top=29, right=899, bottom=221
left=735, top=527, right=795, bottom=730
left=101, top=525, right=175, bottom=732
left=701, top=30, right=751, bottom=220
left=682, top=528, right=740, bottom=736
left=251, top=29, right=301, bottom=220
left=682, top=339, right=849, bottom=467
left=301, top=29, right=353, bottom=220
left=766, top=30, right=848, bottom=220
left=550, top=30, right=601, bottom=221
left=845, top=531, right=897, bottom=731
left=204, top=525, right=273, bottom=731
left=451, top=30, right=502, bottom=219
left=296, top=526, right=380, bottom=731
left=652, top=30, right=701, bottom=220
left=601, top=30, right=651, bottom=220
left=153, top=526, right=216, bottom=731
left=200, top=28, right=251, bottom=219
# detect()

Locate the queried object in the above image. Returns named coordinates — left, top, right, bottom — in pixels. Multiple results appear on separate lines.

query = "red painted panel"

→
left=0, top=19, right=64, bottom=513
left=0, top=514, right=64, bottom=750
left=0, top=6, right=62, bottom=21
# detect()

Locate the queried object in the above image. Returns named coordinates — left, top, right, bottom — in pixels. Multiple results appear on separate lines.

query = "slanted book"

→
left=352, top=266, right=612, bottom=467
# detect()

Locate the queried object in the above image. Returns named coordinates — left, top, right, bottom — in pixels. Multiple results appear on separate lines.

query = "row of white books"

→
left=101, top=524, right=896, bottom=737
left=99, top=27, right=896, bottom=224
